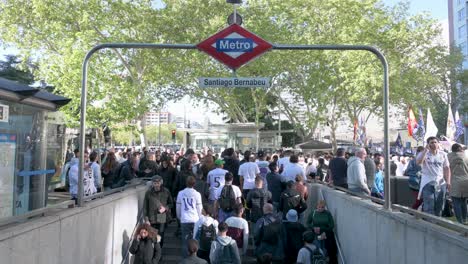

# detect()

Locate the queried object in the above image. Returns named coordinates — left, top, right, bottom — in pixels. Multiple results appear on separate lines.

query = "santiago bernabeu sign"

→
left=199, top=77, right=270, bottom=88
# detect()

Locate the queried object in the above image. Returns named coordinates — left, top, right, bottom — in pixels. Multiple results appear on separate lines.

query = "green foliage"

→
left=0, top=0, right=458, bottom=146
left=0, top=54, right=35, bottom=84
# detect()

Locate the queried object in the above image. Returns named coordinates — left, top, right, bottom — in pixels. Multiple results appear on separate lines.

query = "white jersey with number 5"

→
left=176, top=188, right=202, bottom=224
left=207, top=168, right=228, bottom=201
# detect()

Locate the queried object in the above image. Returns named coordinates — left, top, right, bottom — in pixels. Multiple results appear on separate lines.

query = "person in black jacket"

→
left=144, top=176, right=174, bottom=248
left=129, top=224, right=161, bottom=264
left=282, top=209, right=306, bottom=264
left=222, top=148, right=241, bottom=186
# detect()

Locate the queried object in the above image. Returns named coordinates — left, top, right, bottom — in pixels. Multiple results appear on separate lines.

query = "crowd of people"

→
left=62, top=135, right=468, bottom=263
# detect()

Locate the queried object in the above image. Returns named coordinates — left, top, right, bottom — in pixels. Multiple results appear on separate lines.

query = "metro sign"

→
left=197, top=24, right=273, bottom=70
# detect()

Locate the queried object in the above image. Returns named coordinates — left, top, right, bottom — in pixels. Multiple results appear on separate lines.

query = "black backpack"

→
left=199, top=224, right=216, bottom=251
left=212, top=239, right=235, bottom=264
left=261, top=216, right=281, bottom=244
left=219, top=185, right=237, bottom=212
left=304, top=246, right=328, bottom=264
left=248, top=189, right=268, bottom=222
left=283, top=191, right=301, bottom=212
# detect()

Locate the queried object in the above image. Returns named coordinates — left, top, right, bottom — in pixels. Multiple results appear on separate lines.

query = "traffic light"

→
left=171, top=129, right=176, bottom=141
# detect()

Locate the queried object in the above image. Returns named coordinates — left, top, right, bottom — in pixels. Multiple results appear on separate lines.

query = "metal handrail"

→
left=0, top=200, right=75, bottom=228
left=121, top=208, right=146, bottom=264
left=313, top=181, right=468, bottom=237
left=316, top=184, right=346, bottom=264
left=82, top=180, right=147, bottom=202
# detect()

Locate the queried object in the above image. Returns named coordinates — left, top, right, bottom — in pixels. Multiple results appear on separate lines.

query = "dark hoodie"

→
left=282, top=221, right=306, bottom=264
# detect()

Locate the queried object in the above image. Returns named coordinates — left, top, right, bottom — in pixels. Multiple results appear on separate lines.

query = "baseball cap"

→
left=214, top=159, right=225, bottom=166
left=286, top=209, right=298, bottom=222
left=151, top=175, right=163, bottom=182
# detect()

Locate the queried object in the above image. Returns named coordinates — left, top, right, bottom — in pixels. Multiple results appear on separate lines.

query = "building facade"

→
left=143, top=111, right=172, bottom=126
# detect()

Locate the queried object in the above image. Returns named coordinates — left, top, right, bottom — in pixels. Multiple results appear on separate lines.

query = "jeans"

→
left=452, top=197, right=467, bottom=224
left=421, top=182, right=446, bottom=216
left=181, top=223, right=195, bottom=257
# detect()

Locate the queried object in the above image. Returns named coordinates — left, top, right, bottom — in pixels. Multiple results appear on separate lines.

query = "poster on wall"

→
left=0, top=133, right=16, bottom=218
left=0, top=104, right=9, bottom=122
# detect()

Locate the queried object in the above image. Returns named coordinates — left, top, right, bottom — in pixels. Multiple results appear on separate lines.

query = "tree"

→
left=0, top=54, right=35, bottom=84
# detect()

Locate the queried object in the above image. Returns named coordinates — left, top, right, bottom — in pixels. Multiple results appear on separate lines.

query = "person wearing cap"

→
left=282, top=209, right=306, bottom=264
left=207, top=159, right=228, bottom=204
left=143, top=175, right=174, bottom=248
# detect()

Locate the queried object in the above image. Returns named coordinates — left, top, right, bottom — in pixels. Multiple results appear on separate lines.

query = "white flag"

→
left=446, top=107, right=456, bottom=141
left=424, top=108, right=438, bottom=142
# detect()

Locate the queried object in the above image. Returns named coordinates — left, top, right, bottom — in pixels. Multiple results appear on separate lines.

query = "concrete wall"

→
left=308, top=184, right=468, bottom=264
left=0, top=185, right=147, bottom=264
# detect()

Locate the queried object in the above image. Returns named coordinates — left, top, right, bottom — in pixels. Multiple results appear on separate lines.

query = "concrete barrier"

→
left=309, top=184, right=468, bottom=264
left=0, top=185, right=147, bottom=264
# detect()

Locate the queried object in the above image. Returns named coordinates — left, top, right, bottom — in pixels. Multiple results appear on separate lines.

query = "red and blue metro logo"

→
left=197, top=24, right=273, bottom=70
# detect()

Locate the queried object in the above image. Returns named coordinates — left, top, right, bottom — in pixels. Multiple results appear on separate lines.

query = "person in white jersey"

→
left=281, top=154, right=305, bottom=183
left=207, top=159, right=228, bottom=203
left=238, top=153, right=260, bottom=198
left=177, top=176, right=203, bottom=257
left=278, top=149, right=293, bottom=174
left=416, top=136, right=451, bottom=216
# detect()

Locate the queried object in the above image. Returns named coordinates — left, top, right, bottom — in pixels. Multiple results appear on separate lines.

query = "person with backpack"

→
left=282, top=209, right=306, bottom=264
left=253, top=203, right=284, bottom=263
left=177, top=176, right=203, bottom=257
left=129, top=223, right=162, bottom=264
left=143, top=176, right=174, bottom=248
left=246, top=176, right=272, bottom=223
left=193, top=205, right=219, bottom=262
left=279, top=181, right=307, bottom=219
left=256, top=151, right=270, bottom=190
left=306, top=200, right=337, bottom=264
left=266, top=162, right=283, bottom=211
left=225, top=204, right=249, bottom=256
left=296, top=231, right=326, bottom=264
left=207, top=159, right=229, bottom=204
left=209, top=222, right=241, bottom=264
left=214, top=172, right=242, bottom=223
left=179, top=239, right=208, bottom=264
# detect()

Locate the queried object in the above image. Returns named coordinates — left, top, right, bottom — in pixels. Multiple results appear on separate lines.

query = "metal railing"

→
left=314, top=181, right=468, bottom=237
left=0, top=199, right=75, bottom=228
left=0, top=180, right=148, bottom=228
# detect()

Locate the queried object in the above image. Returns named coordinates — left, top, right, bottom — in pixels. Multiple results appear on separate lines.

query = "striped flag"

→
left=446, top=107, right=456, bottom=141
left=455, top=110, right=464, bottom=141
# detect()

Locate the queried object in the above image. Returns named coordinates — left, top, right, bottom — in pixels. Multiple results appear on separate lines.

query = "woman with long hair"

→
left=129, top=223, right=161, bottom=264
left=101, top=152, right=120, bottom=190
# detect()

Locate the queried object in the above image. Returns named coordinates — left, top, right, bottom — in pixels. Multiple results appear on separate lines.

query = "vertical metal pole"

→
left=381, top=56, right=391, bottom=211
left=234, top=5, right=237, bottom=24
left=78, top=56, right=90, bottom=207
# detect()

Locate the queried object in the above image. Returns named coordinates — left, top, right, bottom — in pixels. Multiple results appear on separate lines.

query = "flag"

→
left=424, top=108, right=438, bottom=142
left=455, top=110, right=464, bottom=141
left=413, top=108, right=426, bottom=141
left=446, top=106, right=456, bottom=141
left=395, top=132, right=403, bottom=150
left=408, top=107, right=417, bottom=137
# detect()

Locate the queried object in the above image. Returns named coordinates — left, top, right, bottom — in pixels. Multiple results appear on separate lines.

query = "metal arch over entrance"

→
left=78, top=43, right=390, bottom=211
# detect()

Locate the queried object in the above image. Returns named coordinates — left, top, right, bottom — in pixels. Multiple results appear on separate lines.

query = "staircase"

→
left=161, top=221, right=257, bottom=263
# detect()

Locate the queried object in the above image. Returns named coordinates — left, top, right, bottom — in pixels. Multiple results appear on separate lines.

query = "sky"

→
left=0, top=0, right=451, bottom=124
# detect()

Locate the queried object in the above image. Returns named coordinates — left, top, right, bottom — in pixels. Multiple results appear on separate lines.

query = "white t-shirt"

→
left=214, top=184, right=242, bottom=200
left=418, top=150, right=449, bottom=198
left=207, top=168, right=228, bottom=200
left=238, top=162, right=260, bottom=190
left=224, top=216, right=249, bottom=255
left=176, top=188, right=203, bottom=223
left=281, top=163, right=304, bottom=182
